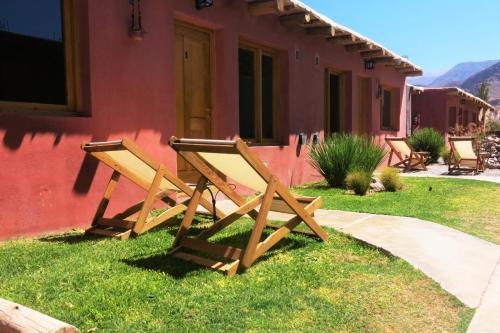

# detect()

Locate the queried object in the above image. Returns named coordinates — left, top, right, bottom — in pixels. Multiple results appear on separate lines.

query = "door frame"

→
left=356, top=76, right=372, bottom=135
left=324, top=68, right=345, bottom=135
left=174, top=20, right=215, bottom=139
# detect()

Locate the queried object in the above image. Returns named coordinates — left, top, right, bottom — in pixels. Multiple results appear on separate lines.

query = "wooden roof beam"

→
left=345, top=42, right=373, bottom=52
left=370, top=56, right=396, bottom=64
left=327, top=33, right=356, bottom=45
left=360, top=49, right=385, bottom=58
left=306, top=25, right=335, bottom=37
left=279, top=11, right=311, bottom=27
left=248, top=0, right=285, bottom=16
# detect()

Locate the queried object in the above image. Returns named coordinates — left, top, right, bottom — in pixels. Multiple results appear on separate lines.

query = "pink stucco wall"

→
left=411, top=89, right=482, bottom=138
left=0, top=0, right=408, bottom=240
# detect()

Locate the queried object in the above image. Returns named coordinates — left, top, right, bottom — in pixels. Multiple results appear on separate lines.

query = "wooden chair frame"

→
left=168, top=137, right=328, bottom=276
left=82, top=138, right=225, bottom=240
left=385, top=137, right=429, bottom=172
left=448, top=137, right=486, bottom=175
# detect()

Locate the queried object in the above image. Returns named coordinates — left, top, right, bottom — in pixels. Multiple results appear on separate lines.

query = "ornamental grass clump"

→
left=308, top=133, right=386, bottom=188
left=346, top=171, right=372, bottom=196
left=408, top=128, right=445, bottom=163
left=380, top=167, right=403, bottom=192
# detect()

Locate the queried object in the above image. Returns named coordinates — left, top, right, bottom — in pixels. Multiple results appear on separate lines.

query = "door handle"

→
left=206, top=108, right=212, bottom=119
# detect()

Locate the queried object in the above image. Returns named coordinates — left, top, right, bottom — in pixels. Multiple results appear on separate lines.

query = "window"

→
left=448, top=107, right=457, bottom=127
left=380, top=87, right=398, bottom=130
left=0, top=0, right=80, bottom=114
left=238, top=44, right=278, bottom=143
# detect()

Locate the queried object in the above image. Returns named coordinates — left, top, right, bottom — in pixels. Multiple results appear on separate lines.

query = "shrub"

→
left=380, top=167, right=403, bottom=192
left=346, top=171, right=372, bottom=196
left=440, top=147, right=450, bottom=164
left=408, top=128, right=445, bottom=163
left=488, top=120, right=500, bottom=132
left=308, top=134, right=386, bottom=188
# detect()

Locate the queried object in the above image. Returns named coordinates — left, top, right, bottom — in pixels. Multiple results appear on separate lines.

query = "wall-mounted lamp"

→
left=295, top=49, right=301, bottom=61
left=129, top=0, right=146, bottom=41
left=364, top=59, right=375, bottom=70
left=312, top=133, right=320, bottom=144
left=298, top=133, right=308, bottom=145
left=196, top=0, right=214, bottom=10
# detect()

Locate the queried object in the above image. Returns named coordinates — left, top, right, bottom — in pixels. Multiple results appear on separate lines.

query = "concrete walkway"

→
left=214, top=201, right=500, bottom=331
left=401, top=164, right=500, bottom=184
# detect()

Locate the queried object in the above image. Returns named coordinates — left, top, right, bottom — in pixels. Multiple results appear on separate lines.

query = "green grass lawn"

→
left=0, top=219, right=472, bottom=332
left=295, top=177, right=500, bottom=244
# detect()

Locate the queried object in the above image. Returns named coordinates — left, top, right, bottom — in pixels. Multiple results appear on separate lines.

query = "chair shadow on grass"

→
left=38, top=217, right=184, bottom=244
left=122, top=226, right=313, bottom=279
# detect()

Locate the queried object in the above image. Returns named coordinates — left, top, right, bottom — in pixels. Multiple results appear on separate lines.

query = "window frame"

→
left=238, top=42, right=279, bottom=144
left=379, top=85, right=400, bottom=131
left=0, top=0, right=82, bottom=116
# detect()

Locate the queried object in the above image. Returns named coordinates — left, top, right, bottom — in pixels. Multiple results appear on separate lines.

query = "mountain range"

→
left=408, top=59, right=500, bottom=108
left=461, top=61, right=500, bottom=108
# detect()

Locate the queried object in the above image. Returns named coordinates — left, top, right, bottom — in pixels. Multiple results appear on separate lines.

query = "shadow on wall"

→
left=0, top=112, right=179, bottom=196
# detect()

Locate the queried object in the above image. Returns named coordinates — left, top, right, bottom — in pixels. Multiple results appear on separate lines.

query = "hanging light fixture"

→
left=364, top=59, right=375, bottom=70
left=195, top=0, right=214, bottom=10
left=129, top=0, right=146, bottom=41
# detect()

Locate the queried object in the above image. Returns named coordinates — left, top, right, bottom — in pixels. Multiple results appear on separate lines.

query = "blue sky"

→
left=301, top=0, right=500, bottom=76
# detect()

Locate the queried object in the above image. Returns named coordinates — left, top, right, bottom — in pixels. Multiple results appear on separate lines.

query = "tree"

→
left=476, top=81, right=490, bottom=102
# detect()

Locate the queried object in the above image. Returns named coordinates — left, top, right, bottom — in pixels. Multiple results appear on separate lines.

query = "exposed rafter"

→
left=248, top=0, right=285, bottom=16
left=327, top=33, right=356, bottom=45
left=306, top=25, right=335, bottom=36
left=244, top=0, right=423, bottom=76
left=360, top=49, right=385, bottom=58
left=345, top=42, right=373, bottom=52
left=279, top=11, right=311, bottom=27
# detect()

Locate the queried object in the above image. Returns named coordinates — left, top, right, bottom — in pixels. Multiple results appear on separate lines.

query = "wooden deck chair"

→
left=385, top=137, right=430, bottom=172
left=168, top=137, right=329, bottom=276
left=448, top=137, right=486, bottom=174
left=81, top=138, right=225, bottom=240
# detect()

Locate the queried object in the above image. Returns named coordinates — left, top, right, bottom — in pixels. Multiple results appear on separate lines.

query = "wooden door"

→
left=357, top=77, right=371, bottom=135
left=175, top=24, right=212, bottom=182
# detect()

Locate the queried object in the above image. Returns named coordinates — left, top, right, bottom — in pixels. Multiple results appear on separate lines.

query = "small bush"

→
left=380, top=167, right=403, bottom=192
left=308, top=134, right=386, bottom=188
left=440, top=147, right=450, bottom=164
left=346, top=171, right=372, bottom=196
left=488, top=120, right=500, bottom=132
left=409, top=128, right=445, bottom=163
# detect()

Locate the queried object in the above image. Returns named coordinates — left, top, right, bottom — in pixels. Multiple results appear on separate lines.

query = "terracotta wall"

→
left=412, top=90, right=481, bottom=139
left=0, top=0, right=408, bottom=240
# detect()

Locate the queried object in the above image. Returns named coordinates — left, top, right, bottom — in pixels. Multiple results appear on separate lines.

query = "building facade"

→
left=411, top=87, right=494, bottom=136
left=0, top=0, right=421, bottom=239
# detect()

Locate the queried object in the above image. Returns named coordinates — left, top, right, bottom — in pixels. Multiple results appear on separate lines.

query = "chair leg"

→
left=91, top=171, right=121, bottom=226
left=241, top=178, right=277, bottom=268
left=133, top=166, right=166, bottom=234
left=172, top=176, right=208, bottom=248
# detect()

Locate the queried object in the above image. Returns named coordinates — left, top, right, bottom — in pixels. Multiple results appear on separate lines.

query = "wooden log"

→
left=327, top=33, right=356, bottom=45
left=360, top=49, right=385, bottom=58
left=0, top=298, right=80, bottom=333
left=279, top=11, right=311, bottom=27
left=306, top=25, right=335, bottom=37
left=345, top=42, right=373, bottom=52
left=248, top=0, right=285, bottom=16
